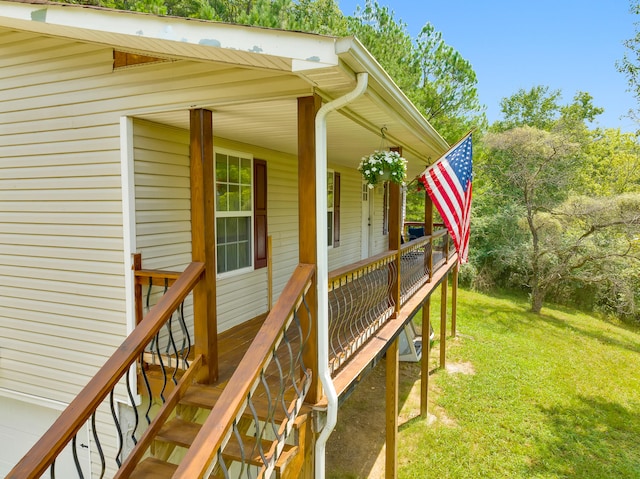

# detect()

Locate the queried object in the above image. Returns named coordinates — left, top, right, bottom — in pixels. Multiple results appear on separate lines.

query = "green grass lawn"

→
left=400, top=288, right=640, bottom=478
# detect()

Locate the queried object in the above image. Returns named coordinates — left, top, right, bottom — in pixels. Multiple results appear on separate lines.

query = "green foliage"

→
left=345, top=0, right=418, bottom=94
left=493, top=85, right=562, bottom=131
left=411, top=23, right=485, bottom=141
left=579, top=128, right=640, bottom=195
left=345, top=0, right=484, bottom=144
left=472, top=86, right=640, bottom=317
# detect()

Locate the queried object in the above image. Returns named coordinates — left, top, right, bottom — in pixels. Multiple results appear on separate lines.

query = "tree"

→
left=492, top=86, right=561, bottom=132
left=579, top=128, right=640, bottom=196
left=484, top=126, right=581, bottom=312
left=477, top=84, right=640, bottom=318
left=345, top=1, right=418, bottom=96
left=410, top=23, right=484, bottom=142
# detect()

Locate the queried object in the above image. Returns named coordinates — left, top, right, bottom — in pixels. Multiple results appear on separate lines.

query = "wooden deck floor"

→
left=213, top=252, right=457, bottom=403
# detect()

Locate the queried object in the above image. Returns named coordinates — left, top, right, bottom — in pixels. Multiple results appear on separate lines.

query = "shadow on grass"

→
left=536, top=311, right=640, bottom=355
left=465, top=291, right=640, bottom=356
left=530, top=395, right=640, bottom=478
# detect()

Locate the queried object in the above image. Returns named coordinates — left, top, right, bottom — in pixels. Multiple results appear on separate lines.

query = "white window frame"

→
left=327, top=169, right=335, bottom=248
left=215, top=148, right=255, bottom=278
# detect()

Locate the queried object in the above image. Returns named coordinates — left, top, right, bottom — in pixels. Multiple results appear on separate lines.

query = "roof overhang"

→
left=0, top=0, right=450, bottom=175
left=0, top=0, right=340, bottom=71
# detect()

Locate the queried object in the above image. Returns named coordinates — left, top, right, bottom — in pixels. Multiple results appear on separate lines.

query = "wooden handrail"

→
left=7, top=261, right=205, bottom=479
left=134, top=268, right=182, bottom=287
left=400, top=234, right=432, bottom=253
left=328, top=249, right=397, bottom=284
left=172, top=263, right=315, bottom=478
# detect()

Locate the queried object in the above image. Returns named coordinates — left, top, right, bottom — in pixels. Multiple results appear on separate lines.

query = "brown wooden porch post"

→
left=420, top=297, right=431, bottom=418
left=440, top=273, right=448, bottom=369
left=298, top=94, right=321, bottom=403
left=452, top=262, right=459, bottom=337
left=385, top=338, right=399, bottom=479
left=190, top=108, right=218, bottom=384
left=425, top=194, right=434, bottom=281
left=389, top=147, right=403, bottom=315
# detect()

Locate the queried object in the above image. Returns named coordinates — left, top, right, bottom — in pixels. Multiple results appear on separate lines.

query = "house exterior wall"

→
left=0, top=26, right=394, bottom=475
left=0, top=32, right=126, bottom=405
left=0, top=28, right=306, bottom=401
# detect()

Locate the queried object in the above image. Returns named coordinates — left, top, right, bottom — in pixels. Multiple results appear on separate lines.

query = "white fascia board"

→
left=335, top=36, right=450, bottom=154
left=0, top=0, right=340, bottom=70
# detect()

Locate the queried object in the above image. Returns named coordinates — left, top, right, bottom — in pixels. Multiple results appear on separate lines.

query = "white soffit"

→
left=0, top=0, right=340, bottom=71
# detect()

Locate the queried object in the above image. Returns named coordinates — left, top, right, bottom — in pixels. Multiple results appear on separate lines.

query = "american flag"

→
left=418, top=134, right=473, bottom=263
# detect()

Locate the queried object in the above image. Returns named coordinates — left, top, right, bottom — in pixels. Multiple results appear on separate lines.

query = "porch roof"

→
left=0, top=0, right=450, bottom=177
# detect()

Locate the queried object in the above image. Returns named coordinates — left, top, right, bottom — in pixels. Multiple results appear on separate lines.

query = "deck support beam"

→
left=190, top=108, right=218, bottom=384
left=420, top=297, right=431, bottom=418
left=451, top=263, right=458, bottom=337
left=385, top=338, right=399, bottom=479
left=440, top=273, right=448, bottom=369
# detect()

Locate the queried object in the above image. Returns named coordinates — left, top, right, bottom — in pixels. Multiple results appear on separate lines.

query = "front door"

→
left=361, top=182, right=373, bottom=259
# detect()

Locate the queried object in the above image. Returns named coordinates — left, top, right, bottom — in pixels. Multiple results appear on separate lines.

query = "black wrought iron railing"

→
left=327, top=251, right=397, bottom=375
left=171, top=263, right=315, bottom=478
left=7, top=262, right=205, bottom=479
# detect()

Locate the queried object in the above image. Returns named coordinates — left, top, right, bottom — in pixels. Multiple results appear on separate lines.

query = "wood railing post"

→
left=452, top=262, right=458, bottom=337
left=133, top=253, right=143, bottom=326
left=385, top=337, right=399, bottom=479
left=425, top=194, right=433, bottom=281
left=389, top=146, right=403, bottom=315
left=190, top=108, right=218, bottom=384
left=420, top=297, right=431, bottom=418
left=444, top=232, right=450, bottom=263
left=298, top=94, right=321, bottom=403
left=440, top=273, right=448, bottom=369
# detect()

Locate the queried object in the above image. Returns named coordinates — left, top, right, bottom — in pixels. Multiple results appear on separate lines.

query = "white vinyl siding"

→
left=0, top=34, right=126, bottom=477
left=0, top=397, right=90, bottom=478
left=0, top=37, right=126, bottom=406
left=133, top=119, right=192, bottom=271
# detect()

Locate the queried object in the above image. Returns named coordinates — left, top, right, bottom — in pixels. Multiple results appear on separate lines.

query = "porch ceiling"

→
left=135, top=74, right=442, bottom=181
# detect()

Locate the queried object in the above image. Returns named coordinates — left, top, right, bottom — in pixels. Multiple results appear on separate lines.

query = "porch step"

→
left=156, top=417, right=201, bottom=448
left=180, top=383, right=304, bottom=424
left=155, top=417, right=298, bottom=471
left=139, top=363, right=186, bottom=399
left=129, top=457, right=178, bottom=479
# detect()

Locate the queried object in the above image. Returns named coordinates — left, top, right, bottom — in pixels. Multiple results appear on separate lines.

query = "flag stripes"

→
left=418, top=134, right=473, bottom=263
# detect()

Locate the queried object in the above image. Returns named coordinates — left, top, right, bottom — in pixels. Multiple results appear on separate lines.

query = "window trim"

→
left=214, top=148, right=255, bottom=278
left=327, top=170, right=340, bottom=248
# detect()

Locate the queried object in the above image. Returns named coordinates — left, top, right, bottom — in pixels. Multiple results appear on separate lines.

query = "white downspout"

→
left=314, top=71, right=368, bottom=479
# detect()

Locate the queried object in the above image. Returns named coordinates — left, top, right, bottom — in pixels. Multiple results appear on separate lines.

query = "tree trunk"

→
left=526, top=189, right=544, bottom=314
left=531, top=285, right=544, bottom=314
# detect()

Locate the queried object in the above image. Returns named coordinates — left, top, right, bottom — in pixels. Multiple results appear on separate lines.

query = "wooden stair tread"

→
left=129, top=457, right=178, bottom=479
left=209, top=444, right=299, bottom=479
left=222, top=436, right=297, bottom=469
left=180, top=383, right=307, bottom=425
left=157, top=417, right=202, bottom=448
left=179, top=383, right=224, bottom=408
left=155, top=417, right=296, bottom=469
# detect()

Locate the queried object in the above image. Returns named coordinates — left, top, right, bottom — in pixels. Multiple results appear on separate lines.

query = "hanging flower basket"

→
left=358, top=150, right=407, bottom=189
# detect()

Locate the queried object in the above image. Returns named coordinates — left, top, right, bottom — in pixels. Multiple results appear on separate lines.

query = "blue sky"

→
left=337, top=0, right=638, bottom=132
